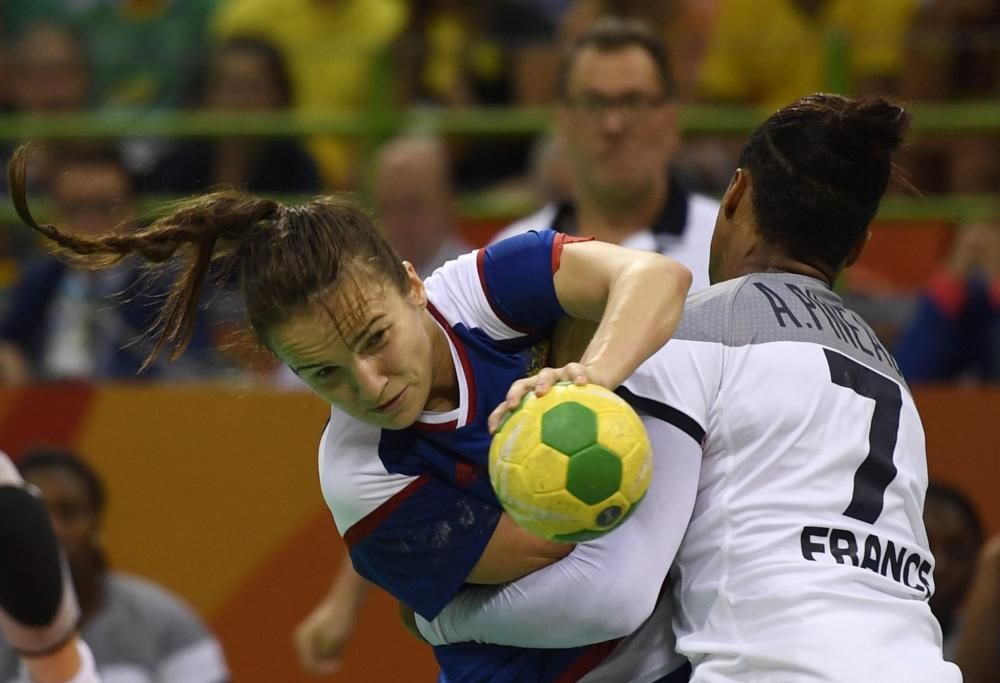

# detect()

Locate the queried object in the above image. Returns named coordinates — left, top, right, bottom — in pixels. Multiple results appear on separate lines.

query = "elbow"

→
left=637, top=252, right=691, bottom=289
left=572, top=572, right=661, bottom=640
left=664, top=258, right=693, bottom=298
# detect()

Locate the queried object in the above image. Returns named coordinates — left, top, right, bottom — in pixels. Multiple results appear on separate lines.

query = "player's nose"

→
left=353, top=356, right=387, bottom=402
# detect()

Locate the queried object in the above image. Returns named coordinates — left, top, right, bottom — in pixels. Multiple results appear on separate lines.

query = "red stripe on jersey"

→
left=475, top=247, right=533, bottom=334
left=418, top=303, right=476, bottom=429
left=551, top=233, right=595, bottom=274
left=343, top=475, right=431, bottom=550
left=413, top=418, right=458, bottom=432
left=553, top=639, right=622, bottom=683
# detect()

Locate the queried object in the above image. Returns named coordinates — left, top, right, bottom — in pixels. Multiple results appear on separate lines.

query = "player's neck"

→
left=739, top=250, right=836, bottom=287
left=576, top=177, right=666, bottom=244
left=423, top=311, right=460, bottom=412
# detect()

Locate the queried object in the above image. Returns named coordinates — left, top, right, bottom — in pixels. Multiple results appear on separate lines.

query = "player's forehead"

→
left=566, top=46, right=664, bottom=97
left=273, top=278, right=394, bottom=358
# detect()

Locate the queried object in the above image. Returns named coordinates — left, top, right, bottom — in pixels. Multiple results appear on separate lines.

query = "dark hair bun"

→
left=839, top=97, right=910, bottom=155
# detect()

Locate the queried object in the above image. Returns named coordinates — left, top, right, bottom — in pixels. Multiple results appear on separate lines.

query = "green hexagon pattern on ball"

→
left=487, top=382, right=654, bottom=543
left=566, top=444, right=623, bottom=504
left=541, top=401, right=597, bottom=454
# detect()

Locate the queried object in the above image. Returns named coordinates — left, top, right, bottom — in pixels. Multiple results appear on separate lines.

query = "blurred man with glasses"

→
left=494, top=17, right=719, bottom=292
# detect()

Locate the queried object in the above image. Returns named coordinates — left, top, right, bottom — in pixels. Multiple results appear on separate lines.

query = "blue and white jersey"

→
left=320, top=231, right=621, bottom=682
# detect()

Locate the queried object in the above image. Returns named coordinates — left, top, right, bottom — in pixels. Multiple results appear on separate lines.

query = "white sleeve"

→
left=416, top=417, right=701, bottom=647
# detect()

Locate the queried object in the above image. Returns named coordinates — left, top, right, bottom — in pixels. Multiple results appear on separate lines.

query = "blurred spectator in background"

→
left=952, top=534, right=1000, bottom=683
left=4, top=0, right=216, bottom=113
left=372, top=135, right=468, bottom=278
left=144, top=37, right=320, bottom=195
left=396, top=0, right=556, bottom=191
left=0, top=449, right=229, bottom=683
left=924, top=482, right=985, bottom=659
left=6, top=24, right=90, bottom=193
left=901, top=0, right=1000, bottom=193
left=895, top=221, right=1000, bottom=383
left=527, top=134, right=574, bottom=207
left=494, top=18, right=718, bottom=291
left=687, top=0, right=920, bottom=191
left=78, top=0, right=216, bottom=112
left=213, top=0, right=407, bottom=188
left=0, top=145, right=218, bottom=382
left=559, top=0, right=719, bottom=101
left=698, top=0, right=918, bottom=107
left=8, top=23, right=86, bottom=113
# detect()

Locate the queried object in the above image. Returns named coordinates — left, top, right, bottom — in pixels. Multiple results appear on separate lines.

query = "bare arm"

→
left=555, top=241, right=691, bottom=390
left=466, top=514, right=573, bottom=584
left=295, top=512, right=571, bottom=672
left=490, top=243, right=691, bottom=431
left=293, top=555, right=372, bottom=674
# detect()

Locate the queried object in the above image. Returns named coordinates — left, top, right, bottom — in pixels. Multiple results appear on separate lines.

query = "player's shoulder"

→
left=318, top=411, right=420, bottom=535
left=318, top=411, right=382, bottom=483
left=671, top=276, right=753, bottom=344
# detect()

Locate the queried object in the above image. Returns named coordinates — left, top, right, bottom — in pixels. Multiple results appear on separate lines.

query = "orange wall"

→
left=0, top=384, right=997, bottom=682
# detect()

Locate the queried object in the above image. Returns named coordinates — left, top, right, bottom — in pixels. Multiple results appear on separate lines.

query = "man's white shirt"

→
left=492, top=188, right=719, bottom=293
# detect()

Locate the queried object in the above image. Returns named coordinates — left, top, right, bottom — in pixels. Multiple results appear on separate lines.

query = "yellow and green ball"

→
left=488, top=383, right=652, bottom=542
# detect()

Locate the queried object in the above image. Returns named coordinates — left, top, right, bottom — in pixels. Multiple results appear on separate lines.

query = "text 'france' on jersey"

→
left=619, top=272, right=960, bottom=682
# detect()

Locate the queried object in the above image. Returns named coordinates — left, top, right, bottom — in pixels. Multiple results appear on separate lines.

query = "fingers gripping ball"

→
left=489, top=383, right=652, bottom=542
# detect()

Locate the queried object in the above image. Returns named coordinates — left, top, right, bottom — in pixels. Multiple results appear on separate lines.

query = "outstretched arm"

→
left=294, top=555, right=371, bottom=675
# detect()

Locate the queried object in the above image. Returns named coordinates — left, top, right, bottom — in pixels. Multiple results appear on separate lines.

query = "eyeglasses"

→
left=565, top=92, right=670, bottom=122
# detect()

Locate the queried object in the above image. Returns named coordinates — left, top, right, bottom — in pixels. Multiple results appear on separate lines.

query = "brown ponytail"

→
left=7, top=144, right=408, bottom=373
left=8, top=144, right=280, bottom=369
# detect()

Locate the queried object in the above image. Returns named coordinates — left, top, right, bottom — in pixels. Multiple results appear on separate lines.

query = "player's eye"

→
left=364, top=328, right=388, bottom=351
left=313, top=366, right=339, bottom=381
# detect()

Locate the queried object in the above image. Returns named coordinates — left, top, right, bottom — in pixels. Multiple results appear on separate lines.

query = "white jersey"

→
left=618, top=272, right=960, bottom=682
left=493, top=184, right=719, bottom=293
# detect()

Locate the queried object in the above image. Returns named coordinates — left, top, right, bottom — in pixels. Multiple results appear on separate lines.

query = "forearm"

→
left=576, top=256, right=691, bottom=388
left=466, top=515, right=574, bottom=584
left=328, top=555, right=372, bottom=612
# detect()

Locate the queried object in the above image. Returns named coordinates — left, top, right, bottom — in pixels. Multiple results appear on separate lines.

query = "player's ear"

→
left=401, top=261, right=426, bottom=307
left=722, top=168, right=747, bottom=219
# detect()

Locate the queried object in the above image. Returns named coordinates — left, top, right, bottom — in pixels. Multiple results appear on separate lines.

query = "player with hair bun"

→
left=7, top=149, right=696, bottom=681
left=420, top=94, right=962, bottom=682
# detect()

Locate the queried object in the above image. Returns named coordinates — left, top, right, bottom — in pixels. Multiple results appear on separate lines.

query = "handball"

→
left=489, top=383, right=652, bottom=542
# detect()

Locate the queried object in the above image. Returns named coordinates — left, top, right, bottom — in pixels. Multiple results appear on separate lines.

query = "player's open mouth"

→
left=375, top=388, right=406, bottom=413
